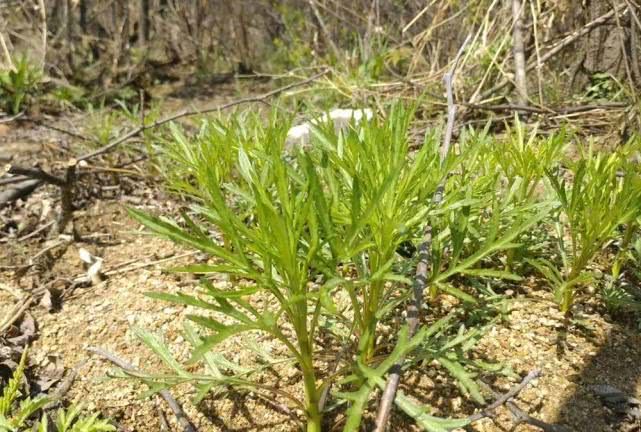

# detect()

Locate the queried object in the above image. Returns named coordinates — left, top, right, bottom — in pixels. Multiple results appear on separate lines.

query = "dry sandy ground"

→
left=1, top=115, right=641, bottom=432
left=1, top=198, right=638, bottom=432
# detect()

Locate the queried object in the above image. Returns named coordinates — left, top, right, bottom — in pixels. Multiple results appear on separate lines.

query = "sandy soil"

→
left=1, top=112, right=640, bottom=432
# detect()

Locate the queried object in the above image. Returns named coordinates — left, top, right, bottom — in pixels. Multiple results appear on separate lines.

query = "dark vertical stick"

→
left=53, top=159, right=77, bottom=235
left=79, top=0, right=87, bottom=33
left=373, top=34, right=471, bottom=432
left=139, top=0, right=150, bottom=45
left=512, top=0, right=528, bottom=106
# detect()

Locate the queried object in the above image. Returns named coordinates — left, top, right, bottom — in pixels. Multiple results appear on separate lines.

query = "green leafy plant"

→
left=533, top=146, right=641, bottom=313
left=0, top=350, right=114, bottom=432
left=126, top=103, right=555, bottom=431
left=489, top=118, right=567, bottom=203
left=485, top=118, right=566, bottom=270
left=602, top=225, right=641, bottom=315
left=302, top=107, right=548, bottom=365
left=0, top=57, right=43, bottom=114
left=129, top=123, right=328, bottom=430
left=157, top=114, right=260, bottom=199
left=301, top=104, right=445, bottom=363
left=585, top=72, right=624, bottom=101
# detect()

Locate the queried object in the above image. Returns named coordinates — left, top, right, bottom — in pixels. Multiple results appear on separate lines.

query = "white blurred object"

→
left=78, top=247, right=104, bottom=285
left=285, top=108, right=373, bottom=151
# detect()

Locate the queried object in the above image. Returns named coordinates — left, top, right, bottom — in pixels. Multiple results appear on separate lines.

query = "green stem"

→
left=360, top=278, right=384, bottom=363
left=561, top=285, right=573, bottom=315
left=299, top=336, right=322, bottom=432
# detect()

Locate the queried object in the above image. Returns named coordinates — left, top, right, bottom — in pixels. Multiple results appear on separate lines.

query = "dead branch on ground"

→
left=88, top=346, right=198, bottom=432
left=1, top=69, right=329, bottom=237
left=476, top=376, right=571, bottom=432
left=0, top=296, right=34, bottom=335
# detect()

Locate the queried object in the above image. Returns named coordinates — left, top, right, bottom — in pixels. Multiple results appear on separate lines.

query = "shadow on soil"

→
left=555, top=318, right=641, bottom=431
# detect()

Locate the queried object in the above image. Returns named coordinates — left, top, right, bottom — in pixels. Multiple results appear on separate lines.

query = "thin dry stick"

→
left=0, top=31, right=14, bottom=72
left=156, top=404, right=171, bottom=432
left=0, top=296, right=34, bottom=334
left=44, top=360, right=88, bottom=410
left=76, top=68, right=329, bottom=162
left=373, top=34, right=471, bottom=432
left=530, top=1, right=544, bottom=105
left=17, top=221, right=55, bottom=242
left=468, top=369, right=541, bottom=422
left=480, top=4, right=628, bottom=100
left=37, top=0, right=47, bottom=69
left=402, top=0, right=436, bottom=34
left=87, top=346, right=198, bottom=432
left=477, top=376, right=570, bottom=432
left=103, top=251, right=198, bottom=277
left=511, top=0, right=528, bottom=106
left=463, top=101, right=627, bottom=114
left=307, top=0, right=341, bottom=59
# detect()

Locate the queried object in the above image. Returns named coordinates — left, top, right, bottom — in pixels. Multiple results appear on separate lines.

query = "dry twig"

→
left=43, top=360, right=88, bottom=410
left=477, top=377, right=571, bottom=432
left=468, top=369, right=541, bottom=422
left=373, top=34, right=471, bottom=432
left=87, top=346, right=198, bottom=432
left=511, top=0, right=528, bottom=106
left=0, top=296, right=34, bottom=334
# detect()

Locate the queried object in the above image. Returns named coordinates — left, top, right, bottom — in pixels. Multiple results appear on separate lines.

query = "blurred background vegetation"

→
left=1, top=0, right=638, bottom=110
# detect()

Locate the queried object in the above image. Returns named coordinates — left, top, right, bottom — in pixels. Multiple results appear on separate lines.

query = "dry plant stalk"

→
left=0, top=32, right=14, bottom=71
left=88, top=347, right=197, bottom=432
left=373, top=34, right=472, bottom=432
left=511, top=0, right=528, bottom=105
left=37, top=0, right=47, bottom=69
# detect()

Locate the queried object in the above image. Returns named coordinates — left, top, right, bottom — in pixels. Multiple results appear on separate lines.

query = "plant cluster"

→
left=0, top=351, right=114, bottom=432
left=0, top=57, right=43, bottom=115
left=127, top=106, right=641, bottom=431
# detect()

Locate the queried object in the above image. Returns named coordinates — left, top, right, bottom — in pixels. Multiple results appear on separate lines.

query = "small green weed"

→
left=0, top=350, right=114, bottom=432
left=0, top=57, right=43, bottom=114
